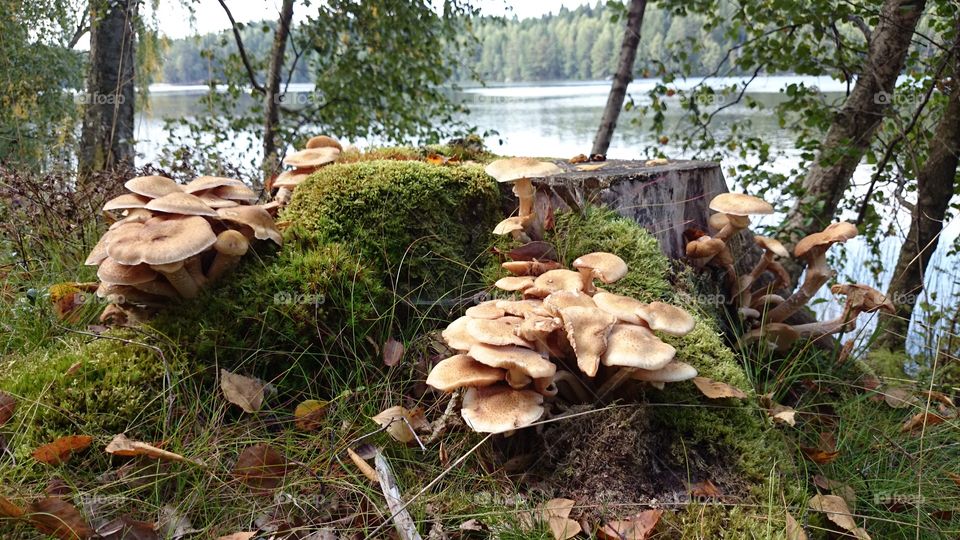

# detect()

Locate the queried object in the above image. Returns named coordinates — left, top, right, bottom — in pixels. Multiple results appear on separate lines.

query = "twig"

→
left=424, top=389, right=462, bottom=444
left=217, top=0, right=265, bottom=94
left=374, top=449, right=424, bottom=540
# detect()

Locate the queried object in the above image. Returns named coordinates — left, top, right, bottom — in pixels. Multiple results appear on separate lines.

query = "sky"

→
left=152, top=0, right=595, bottom=39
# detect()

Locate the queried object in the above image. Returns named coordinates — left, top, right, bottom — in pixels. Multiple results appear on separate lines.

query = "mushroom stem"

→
left=751, top=293, right=785, bottom=311
left=151, top=262, right=200, bottom=299
left=185, top=256, right=208, bottom=288
left=513, top=178, right=536, bottom=217
left=274, top=187, right=293, bottom=206
left=510, top=229, right=532, bottom=243
left=712, top=214, right=750, bottom=242
left=575, top=267, right=595, bottom=295
left=596, top=367, right=638, bottom=402
left=553, top=370, right=592, bottom=403
left=207, top=230, right=250, bottom=283
left=767, top=252, right=832, bottom=323
left=131, top=279, right=179, bottom=299
left=790, top=307, right=861, bottom=338
left=506, top=369, right=533, bottom=389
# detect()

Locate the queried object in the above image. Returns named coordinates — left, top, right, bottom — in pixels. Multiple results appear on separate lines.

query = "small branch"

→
left=844, top=14, right=872, bottom=42
left=217, top=0, right=265, bottom=94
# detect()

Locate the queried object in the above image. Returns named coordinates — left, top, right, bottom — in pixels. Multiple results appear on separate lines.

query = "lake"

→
left=136, top=77, right=958, bottom=354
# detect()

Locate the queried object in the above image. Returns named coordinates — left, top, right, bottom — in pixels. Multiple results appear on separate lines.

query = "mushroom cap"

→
left=794, top=221, right=859, bottom=258
left=195, top=192, right=239, bottom=209
left=543, top=290, right=596, bottom=314
left=466, top=316, right=532, bottom=348
left=831, top=283, right=895, bottom=314
left=572, top=252, right=628, bottom=284
left=145, top=192, right=218, bottom=217
left=108, top=209, right=153, bottom=230
left=708, top=193, right=774, bottom=217
left=460, top=385, right=544, bottom=433
left=107, top=215, right=218, bottom=266
left=534, top=269, right=584, bottom=293
left=686, top=236, right=727, bottom=258
left=95, top=283, right=168, bottom=306
left=273, top=169, right=313, bottom=189
left=426, top=354, right=505, bottom=392
left=467, top=343, right=556, bottom=379
left=96, top=258, right=157, bottom=285
left=746, top=322, right=800, bottom=351
left=86, top=227, right=126, bottom=266
left=442, top=316, right=478, bottom=351
left=182, top=176, right=246, bottom=194
left=496, top=299, right=548, bottom=317
left=495, top=276, right=535, bottom=292
left=103, top=193, right=149, bottom=211
left=593, top=292, right=646, bottom=325
left=484, top=157, right=563, bottom=183
left=502, top=260, right=562, bottom=276
left=755, top=236, right=788, bottom=258
left=601, top=323, right=676, bottom=370
left=560, top=306, right=617, bottom=377
left=708, top=213, right=729, bottom=232
left=464, top=300, right=506, bottom=320
left=282, top=147, right=339, bottom=168
left=631, top=360, right=698, bottom=383
left=492, top=215, right=530, bottom=235
left=638, top=302, right=696, bottom=336
left=214, top=229, right=250, bottom=257
left=212, top=184, right=259, bottom=203
left=517, top=314, right=563, bottom=341
left=125, top=176, right=182, bottom=198
left=217, top=206, right=282, bottom=245
left=305, top=135, right=343, bottom=151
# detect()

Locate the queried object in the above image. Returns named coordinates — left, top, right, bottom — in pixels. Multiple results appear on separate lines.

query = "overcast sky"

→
left=152, top=0, right=595, bottom=39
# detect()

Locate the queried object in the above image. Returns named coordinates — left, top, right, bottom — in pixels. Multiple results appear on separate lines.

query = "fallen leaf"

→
left=836, top=339, right=854, bottom=364
left=882, top=387, right=914, bottom=408
left=0, top=495, right=24, bottom=518
left=568, top=154, right=589, bottom=164
left=597, top=509, right=662, bottom=540
left=371, top=406, right=428, bottom=443
left=947, top=472, right=960, bottom=488
left=220, top=369, right=265, bottom=413
left=32, top=435, right=94, bottom=465
left=576, top=163, right=606, bottom=171
left=689, top=479, right=722, bottom=499
left=761, top=394, right=797, bottom=426
left=217, top=533, right=256, bottom=540
left=233, top=444, right=288, bottom=491
left=64, top=362, right=83, bottom=377
left=644, top=158, right=669, bottom=166
left=45, top=478, right=71, bottom=497
left=808, top=494, right=870, bottom=539
left=347, top=447, right=379, bottom=483
left=383, top=337, right=404, bottom=367
left=800, top=447, right=839, bottom=465
left=105, top=434, right=197, bottom=464
left=812, top=475, right=856, bottom=511
left=157, top=505, right=198, bottom=539
left=919, top=390, right=954, bottom=408
left=26, top=497, right=94, bottom=540
left=901, top=411, right=945, bottom=432
left=785, top=511, right=807, bottom=540
left=425, top=153, right=449, bottom=165
left=96, top=516, right=159, bottom=540
left=0, top=391, right=16, bottom=426
left=507, top=241, right=558, bottom=262
left=294, top=399, right=329, bottom=431
left=541, top=498, right=581, bottom=540
left=693, top=377, right=748, bottom=399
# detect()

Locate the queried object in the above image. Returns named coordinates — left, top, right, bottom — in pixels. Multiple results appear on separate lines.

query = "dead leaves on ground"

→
left=900, top=411, right=945, bottom=433
left=25, top=496, right=94, bottom=540
left=382, top=337, right=404, bottom=367
left=692, top=376, right=748, bottom=400
left=785, top=511, right=807, bottom=540
left=539, top=498, right=581, bottom=540
left=808, top=494, right=870, bottom=540
left=106, top=433, right=201, bottom=465
left=220, top=369, right=265, bottom=413
left=371, top=405, right=429, bottom=444
left=32, top=435, right=94, bottom=465
left=0, top=391, right=16, bottom=425
left=760, top=393, right=797, bottom=426
left=294, top=399, right=329, bottom=431
left=233, top=444, right=288, bottom=491
left=800, top=432, right=840, bottom=465
left=597, top=509, right=663, bottom=540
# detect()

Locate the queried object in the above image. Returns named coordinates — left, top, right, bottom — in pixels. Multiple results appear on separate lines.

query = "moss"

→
left=283, top=160, right=500, bottom=299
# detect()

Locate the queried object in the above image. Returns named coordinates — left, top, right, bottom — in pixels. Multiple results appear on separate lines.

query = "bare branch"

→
left=217, top=0, right=265, bottom=94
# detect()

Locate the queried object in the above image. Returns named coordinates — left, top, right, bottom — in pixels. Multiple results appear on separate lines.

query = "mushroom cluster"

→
left=485, top=157, right=563, bottom=242
left=686, top=192, right=893, bottom=347
left=271, top=135, right=343, bottom=206
left=85, top=175, right=281, bottom=325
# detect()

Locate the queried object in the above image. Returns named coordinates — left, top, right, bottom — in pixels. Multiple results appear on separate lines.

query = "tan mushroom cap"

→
left=125, top=175, right=182, bottom=198
left=460, top=385, right=544, bottom=433
left=426, top=354, right=505, bottom=392
left=107, top=215, right=217, bottom=266
left=213, top=229, right=250, bottom=257
left=282, top=147, right=339, bottom=168
left=496, top=299, right=548, bottom=317
left=746, top=322, right=800, bottom=351
left=560, top=306, right=617, bottom=377
left=145, top=192, right=218, bottom=217
left=708, top=192, right=774, bottom=217
left=466, top=316, right=532, bottom=348
left=708, top=213, right=729, bottom=232
left=96, top=258, right=157, bottom=285
left=86, top=226, right=130, bottom=266
left=755, top=236, right=788, bottom=258
left=572, top=252, right=628, bottom=284
left=484, top=157, right=563, bottom=183
left=493, top=216, right=530, bottom=235
left=305, top=135, right=343, bottom=151
left=103, top=193, right=149, bottom=211
left=794, top=221, right=858, bottom=258
left=601, top=323, right=676, bottom=370
left=517, top=314, right=563, bottom=341
left=638, top=302, right=695, bottom=336
left=273, top=169, right=313, bottom=189
left=217, top=206, right=282, bottom=245
left=832, top=283, right=895, bottom=314
left=468, top=343, right=556, bottom=379
left=108, top=209, right=153, bottom=230
left=195, top=191, right=239, bottom=209
left=686, top=236, right=727, bottom=258
left=534, top=269, right=584, bottom=293
left=442, top=316, right=478, bottom=351
left=495, top=276, right=535, bottom=292
left=182, top=176, right=246, bottom=194
left=465, top=300, right=505, bottom=320
left=631, top=360, right=698, bottom=382
left=543, top=290, right=596, bottom=314
left=95, top=283, right=168, bottom=306
left=502, top=260, right=562, bottom=276
left=593, top=292, right=646, bottom=325
left=212, top=184, right=259, bottom=203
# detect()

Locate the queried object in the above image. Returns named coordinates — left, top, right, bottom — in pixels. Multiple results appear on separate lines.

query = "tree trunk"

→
left=873, top=42, right=960, bottom=351
left=779, top=0, right=926, bottom=281
left=78, top=0, right=138, bottom=180
left=262, top=0, right=295, bottom=178
left=591, top=0, right=647, bottom=156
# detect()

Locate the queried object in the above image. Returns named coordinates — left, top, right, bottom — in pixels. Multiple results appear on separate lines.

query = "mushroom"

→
left=441, top=316, right=478, bottom=352
left=501, top=259, right=563, bottom=276
left=145, top=192, right=218, bottom=217
left=543, top=290, right=596, bottom=314
left=125, top=175, right=182, bottom=198
left=426, top=354, right=505, bottom=392
left=534, top=269, right=584, bottom=294
left=460, top=385, right=544, bottom=433
left=464, top=300, right=505, bottom=320
left=707, top=193, right=774, bottom=243
left=559, top=306, right=617, bottom=377
left=743, top=322, right=801, bottom=352
left=592, top=291, right=646, bottom=325
left=767, top=221, right=858, bottom=323
left=571, top=252, right=628, bottom=294
left=207, top=230, right=250, bottom=282
left=468, top=343, right=556, bottom=389
left=631, top=359, right=698, bottom=390
left=517, top=313, right=564, bottom=357
left=466, top=316, right=532, bottom=348
left=787, top=283, right=894, bottom=338
left=597, top=323, right=677, bottom=397
left=151, top=260, right=200, bottom=299
left=484, top=157, right=563, bottom=218
left=216, top=206, right=283, bottom=245
left=736, top=236, right=789, bottom=307
left=637, top=302, right=695, bottom=336
left=283, top=147, right=340, bottom=169
left=494, top=276, right=535, bottom=292
left=305, top=135, right=343, bottom=151
left=493, top=215, right=532, bottom=243
left=212, top=184, right=259, bottom=204
left=182, top=176, right=247, bottom=194
left=103, top=193, right=149, bottom=212
left=96, top=258, right=158, bottom=289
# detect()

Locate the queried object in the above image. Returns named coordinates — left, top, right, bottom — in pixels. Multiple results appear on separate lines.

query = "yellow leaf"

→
left=693, top=377, right=748, bottom=399
left=294, top=399, right=329, bottom=431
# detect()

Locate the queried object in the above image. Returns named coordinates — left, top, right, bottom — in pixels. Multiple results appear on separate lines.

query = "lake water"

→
left=135, top=77, right=958, bottom=354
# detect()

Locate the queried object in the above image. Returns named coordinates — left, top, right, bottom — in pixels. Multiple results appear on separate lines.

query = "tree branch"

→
left=844, top=14, right=872, bottom=42
left=217, top=0, right=265, bottom=94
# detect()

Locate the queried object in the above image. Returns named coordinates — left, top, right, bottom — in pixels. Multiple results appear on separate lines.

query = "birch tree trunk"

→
left=262, top=0, right=296, bottom=177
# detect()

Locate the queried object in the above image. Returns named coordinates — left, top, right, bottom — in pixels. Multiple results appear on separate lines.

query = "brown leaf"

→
left=882, top=387, right=914, bottom=408
left=105, top=434, right=197, bottom=464
left=233, top=444, right=288, bottom=491
left=0, top=495, right=24, bottom=518
left=32, top=435, right=94, bottom=465
left=800, top=447, right=839, bottom=465
left=0, top=391, right=16, bottom=426
left=947, top=472, right=960, bottom=488
left=294, top=399, right=329, bottom=431
left=220, top=369, right=265, bottom=413
left=785, top=511, right=807, bottom=540
left=597, top=509, right=663, bottom=540
left=541, top=498, right=581, bottom=540
left=901, top=411, right=945, bottom=432
left=383, top=337, right=404, bottom=367
left=693, top=377, right=748, bottom=399
left=217, top=533, right=257, bottom=540
left=576, top=163, right=606, bottom=171
left=689, top=479, right=722, bottom=499
left=812, top=475, right=856, bottom=511
left=808, top=494, right=870, bottom=539
left=371, top=406, right=428, bottom=443
left=761, top=394, right=797, bottom=426
left=507, top=241, right=558, bottom=262
left=96, top=516, right=159, bottom=540
left=919, top=390, right=954, bottom=408
left=26, top=497, right=94, bottom=540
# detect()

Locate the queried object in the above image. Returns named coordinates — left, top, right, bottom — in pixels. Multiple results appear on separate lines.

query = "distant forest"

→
left=159, top=2, right=737, bottom=85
